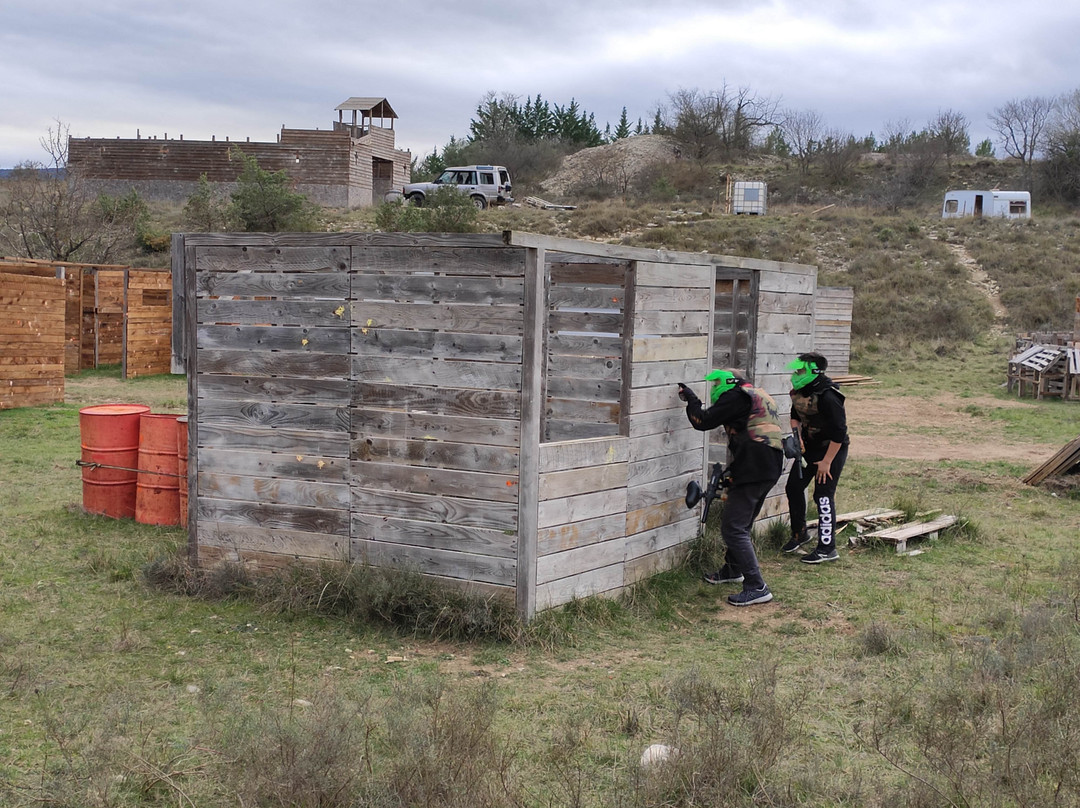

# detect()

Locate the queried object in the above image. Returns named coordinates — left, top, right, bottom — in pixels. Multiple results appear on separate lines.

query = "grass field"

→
left=2, top=337, right=1078, bottom=806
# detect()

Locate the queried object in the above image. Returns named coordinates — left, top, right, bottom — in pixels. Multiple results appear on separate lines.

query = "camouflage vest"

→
left=791, top=386, right=845, bottom=444
left=740, top=385, right=784, bottom=452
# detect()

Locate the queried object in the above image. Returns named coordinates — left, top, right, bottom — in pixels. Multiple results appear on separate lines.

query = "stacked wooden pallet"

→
left=831, top=374, right=878, bottom=386
left=807, top=507, right=960, bottom=554
left=1022, top=435, right=1080, bottom=485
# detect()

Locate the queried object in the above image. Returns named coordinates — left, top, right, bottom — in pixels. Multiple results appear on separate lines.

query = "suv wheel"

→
left=470, top=195, right=488, bottom=210
left=407, top=193, right=425, bottom=206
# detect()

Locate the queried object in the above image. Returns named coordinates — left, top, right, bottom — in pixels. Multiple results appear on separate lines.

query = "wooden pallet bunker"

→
left=179, top=232, right=818, bottom=618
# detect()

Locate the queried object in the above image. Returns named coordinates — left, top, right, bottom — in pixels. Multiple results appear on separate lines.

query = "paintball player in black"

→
left=678, top=369, right=784, bottom=606
left=782, top=352, right=850, bottom=563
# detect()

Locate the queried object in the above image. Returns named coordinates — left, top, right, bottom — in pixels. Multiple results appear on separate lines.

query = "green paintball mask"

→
left=787, top=358, right=821, bottom=390
left=705, top=369, right=739, bottom=403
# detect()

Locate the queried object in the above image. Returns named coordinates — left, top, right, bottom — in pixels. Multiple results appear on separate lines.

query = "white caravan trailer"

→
left=942, top=190, right=1031, bottom=219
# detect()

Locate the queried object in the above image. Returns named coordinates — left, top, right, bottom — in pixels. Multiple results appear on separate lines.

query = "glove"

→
left=677, top=383, right=698, bottom=404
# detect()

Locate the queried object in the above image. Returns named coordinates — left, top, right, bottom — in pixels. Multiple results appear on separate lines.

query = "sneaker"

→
left=703, top=564, right=744, bottom=585
left=727, top=585, right=773, bottom=606
left=781, top=529, right=811, bottom=554
left=800, top=546, right=839, bottom=564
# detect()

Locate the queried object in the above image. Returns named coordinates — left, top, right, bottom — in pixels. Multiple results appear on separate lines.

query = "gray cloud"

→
left=2, top=0, right=1078, bottom=166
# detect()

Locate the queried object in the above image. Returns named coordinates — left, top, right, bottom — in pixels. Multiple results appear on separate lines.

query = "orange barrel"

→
left=80, top=404, right=151, bottom=518
left=176, top=416, right=189, bottom=528
left=135, top=413, right=182, bottom=526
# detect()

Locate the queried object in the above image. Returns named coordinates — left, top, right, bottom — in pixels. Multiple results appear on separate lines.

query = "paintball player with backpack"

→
left=782, top=352, right=850, bottom=563
left=678, top=369, right=784, bottom=606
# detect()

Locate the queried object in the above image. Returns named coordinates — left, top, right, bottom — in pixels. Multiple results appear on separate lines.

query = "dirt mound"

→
left=539, top=134, right=679, bottom=198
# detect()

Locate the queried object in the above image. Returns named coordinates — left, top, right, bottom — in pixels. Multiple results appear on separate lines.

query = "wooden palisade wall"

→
left=180, top=232, right=820, bottom=618
left=124, top=269, right=174, bottom=378
left=0, top=271, right=66, bottom=409
left=813, top=286, right=854, bottom=376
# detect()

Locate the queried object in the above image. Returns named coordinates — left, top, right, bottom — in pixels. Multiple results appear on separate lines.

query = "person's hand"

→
left=815, top=460, right=832, bottom=484
left=677, top=383, right=690, bottom=402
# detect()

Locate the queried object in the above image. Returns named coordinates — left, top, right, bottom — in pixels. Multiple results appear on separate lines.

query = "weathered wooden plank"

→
left=632, top=335, right=709, bottom=363
left=628, top=406, right=689, bottom=438
left=538, top=487, right=628, bottom=529
left=548, top=333, right=621, bottom=357
left=635, top=261, right=713, bottom=289
left=197, top=399, right=349, bottom=431
left=630, top=429, right=704, bottom=463
left=352, top=460, right=519, bottom=503
left=198, top=472, right=350, bottom=509
left=630, top=358, right=710, bottom=389
left=625, top=498, right=687, bottom=534
left=548, top=310, right=623, bottom=334
left=197, top=299, right=350, bottom=326
left=634, top=310, right=710, bottom=336
left=756, top=311, right=814, bottom=336
left=353, top=329, right=522, bottom=362
left=353, top=382, right=520, bottom=418
left=545, top=421, right=620, bottom=442
left=353, top=436, right=519, bottom=473
left=539, top=462, right=628, bottom=501
left=198, top=324, right=352, bottom=353
left=352, top=487, right=517, bottom=531
left=197, top=374, right=351, bottom=405
left=548, top=261, right=627, bottom=285
left=353, top=273, right=525, bottom=305
left=535, top=562, right=625, bottom=610
left=197, top=522, right=349, bottom=560
left=634, top=285, right=713, bottom=312
left=545, top=376, right=622, bottom=401
left=756, top=267, right=816, bottom=294
left=628, top=448, right=703, bottom=487
left=538, top=436, right=629, bottom=473
left=352, top=243, right=526, bottom=276
left=195, top=245, right=349, bottom=273
left=352, top=514, right=516, bottom=558
left=537, top=513, right=627, bottom=556
left=353, top=408, right=520, bottom=447
left=196, top=270, right=350, bottom=298
left=353, top=355, right=522, bottom=390
left=197, top=496, right=349, bottom=534
left=352, top=301, right=523, bottom=334
left=198, top=448, right=348, bottom=482
left=548, top=285, right=625, bottom=310
left=627, top=472, right=696, bottom=509
left=758, top=290, right=814, bottom=314
left=546, top=397, right=620, bottom=425
left=196, top=423, right=350, bottom=456
left=196, top=349, right=350, bottom=377
left=547, top=353, right=623, bottom=380
left=353, top=539, right=516, bottom=586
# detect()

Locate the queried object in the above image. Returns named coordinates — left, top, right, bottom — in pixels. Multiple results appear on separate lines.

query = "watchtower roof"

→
left=335, top=98, right=397, bottom=119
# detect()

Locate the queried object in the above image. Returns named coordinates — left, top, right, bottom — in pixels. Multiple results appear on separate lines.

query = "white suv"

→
left=402, top=165, right=513, bottom=209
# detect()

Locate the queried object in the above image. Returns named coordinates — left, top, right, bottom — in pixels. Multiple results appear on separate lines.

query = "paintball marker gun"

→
left=783, top=427, right=804, bottom=481
left=685, top=461, right=729, bottom=524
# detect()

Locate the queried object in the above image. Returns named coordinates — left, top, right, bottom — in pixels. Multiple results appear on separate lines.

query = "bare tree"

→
left=817, top=130, right=862, bottom=186
left=928, top=109, right=970, bottom=171
left=666, top=84, right=779, bottom=162
left=0, top=120, right=145, bottom=262
left=988, top=95, right=1056, bottom=188
left=780, top=108, right=824, bottom=174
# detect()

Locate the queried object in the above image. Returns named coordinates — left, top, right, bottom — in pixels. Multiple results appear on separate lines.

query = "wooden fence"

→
left=177, top=232, right=826, bottom=618
left=813, top=286, right=854, bottom=376
left=0, top=259, right=173, bottom=388
left=0, top=271, right=66, bottom=409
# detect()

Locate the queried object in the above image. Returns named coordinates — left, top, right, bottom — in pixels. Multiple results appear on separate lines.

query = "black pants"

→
left=721, top=478, right=775, bottom=590
left=786, top=444, right=848, bottom=550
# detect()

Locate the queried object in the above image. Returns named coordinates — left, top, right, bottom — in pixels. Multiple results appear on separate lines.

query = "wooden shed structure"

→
left=175, top=231, right=826, bottom=618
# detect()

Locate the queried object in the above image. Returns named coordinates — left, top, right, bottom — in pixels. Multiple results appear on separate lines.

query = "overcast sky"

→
left=3, top=0, right=1079, bottom=168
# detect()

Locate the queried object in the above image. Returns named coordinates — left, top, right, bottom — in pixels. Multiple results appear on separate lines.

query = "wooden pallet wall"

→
left=124, top=269, right=173, bottom=378
left=0, top=271, right=66, bottom=409
left=0, top=260, right=83, bottom=373
left=813, top=286, right=854, bottom=375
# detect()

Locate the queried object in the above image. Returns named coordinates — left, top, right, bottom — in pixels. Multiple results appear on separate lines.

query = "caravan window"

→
left=1009, top=200, right=1027, bottom=215
left=945, top=199, right=958, bottom=213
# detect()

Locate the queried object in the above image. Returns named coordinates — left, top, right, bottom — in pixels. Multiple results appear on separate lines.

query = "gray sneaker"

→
left=727, top=585, right=773, bottom=606
left=782, top=529, right=811, bottom=553
left=800, top=547, right=839, bottom=564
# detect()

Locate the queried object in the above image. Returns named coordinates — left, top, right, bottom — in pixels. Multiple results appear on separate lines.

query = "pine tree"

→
left=614, top=107, right=632, bottom=139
